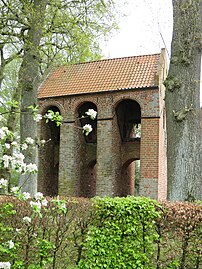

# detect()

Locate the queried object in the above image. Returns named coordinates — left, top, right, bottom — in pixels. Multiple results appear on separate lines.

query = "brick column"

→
left=96, top=119, right=116, bottom=196
left=58, top=122, right=79, bottom=196
left=139, top=118, right=159, bottom=199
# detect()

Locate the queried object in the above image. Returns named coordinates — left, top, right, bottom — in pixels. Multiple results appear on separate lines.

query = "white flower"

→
left=15, top=152, right=25, bottom=163
left=40, top=139, right=46, bottom=144
left=2, top=155, right=11, bottom=168
left=8, top=240, right=14, bottom=249
left=0, top=178, right=8, bottom=188
left=85, top=109, right=97, bottom=120
left=22, top=192, right=31, bottom=199
left=33, top=114, right=42, bottom=122
left=30, top=200, right=41, bottom=210
left=25, top=137, right=34, bottom=145
left=26, top=163, right=38, bottom=173
left=16, top=228, right=21, bottom=233
left=41, top=198, right=48, bottom=207
left=2, top=127, right=9, bottom=135
left=5, top=143, right=10, bottom=149
left=0, top=128, right=6, bottom=140
left=23, top=216, right=31, bottom=223
left=45, top=112, right=53, bottom=119
left=34, top=192, right=43, bottom=200
left=0, top=262, right=11, bottom=269
left=11, top=186, right=19, bottom=193
left=21, top=143, right=28, bottom=151
left=15, top=162, right=27, bottom=174
left=11, top=141, right=18, bottom=147
left=82, top=124, right=92, bottom=136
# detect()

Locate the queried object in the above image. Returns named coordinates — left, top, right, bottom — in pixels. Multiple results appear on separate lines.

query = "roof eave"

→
left=38, top=85, right=159, bottom=100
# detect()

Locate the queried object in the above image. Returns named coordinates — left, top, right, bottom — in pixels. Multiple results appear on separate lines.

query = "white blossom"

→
left=40, top=139, right=46, bottom=145
left=21, top=143, right=28, bottom=151
left=23, top=216, right=32, bottom=223
left=0, top=178, right=8, bottom=188
left=85, top=109, right=97, bottom=120
left=25, top=137, right=34, bottom=145
left=15, top=162, right=27, bottom=174
left=2, top=155, right=11, bottom=168
left=45, top=112, right=53, bottom=119
left=34, top=192, right=43, bottom=200
left=22, top=192, right=31, bottom=199
left=8, top=240, right=14, bottom=249
left=0, top=262, right=11, bottom=269
left=0, top=128, right=6, bottom=140
left=1, top=127, right=9, bottom=135
left=26, top=163, right=38, bottom=173
left=5, top=143, right=10, bottom=149
left=16, top=228, right=21, bottom=233
left=41, top=198, right=48, bottom=207
left=82, top=124, right=92, bottom=136
left=11, top=186, right=19, bottom=193
left=13, top=152, right=25, bottom=164
left=33, top=114, right=42, bottom=122
left=11, top=141, right=18, bottom=147
left=30, top=200, right=41, bottom=210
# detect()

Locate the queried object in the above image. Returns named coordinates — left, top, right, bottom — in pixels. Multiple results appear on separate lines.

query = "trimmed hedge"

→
left=0, top=196, right=201, bottom=269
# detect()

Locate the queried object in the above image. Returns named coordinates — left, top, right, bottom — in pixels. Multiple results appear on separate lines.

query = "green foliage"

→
left=44, top=110, right=63, bottom=126
left=0, top=196, right=92, bottom=269
left=0, top=196, right=201, bottom=269
left=78, top=197, right=160, bottom=269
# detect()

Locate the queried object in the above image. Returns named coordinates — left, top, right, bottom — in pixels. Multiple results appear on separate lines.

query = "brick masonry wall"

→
left=38, top=86, right=166, bottom=199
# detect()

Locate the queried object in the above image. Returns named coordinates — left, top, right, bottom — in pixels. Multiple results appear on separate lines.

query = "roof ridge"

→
left=58, top=52, right=161, bottom=68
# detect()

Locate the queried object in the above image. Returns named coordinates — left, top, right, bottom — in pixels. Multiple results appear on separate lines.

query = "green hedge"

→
left=78, top=197, right=159, bottom=269
left=0, top=196, right=201, bottom=269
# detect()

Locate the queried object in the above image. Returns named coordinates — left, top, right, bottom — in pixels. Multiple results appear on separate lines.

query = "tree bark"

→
left=19, top=0, right=47, bottom=194
left=166, top=0, right=202, bottom=201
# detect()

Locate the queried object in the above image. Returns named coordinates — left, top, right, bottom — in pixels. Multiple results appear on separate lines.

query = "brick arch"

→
left=113, top=96, right=143, bottom=113
left=74, top=99, right=98, bottom=117
left=114, top=98, right=141, bottom=142
left=39, top=101, right=65, bottom=117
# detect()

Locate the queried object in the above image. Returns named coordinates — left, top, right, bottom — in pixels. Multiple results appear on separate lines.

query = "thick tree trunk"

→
left=19, top=0, right=47, bottom=195
left=165, top=0, right=202, bottom=201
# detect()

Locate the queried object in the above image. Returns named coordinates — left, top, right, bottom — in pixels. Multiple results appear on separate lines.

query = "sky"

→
left=101, top=0, right=202, bottom=105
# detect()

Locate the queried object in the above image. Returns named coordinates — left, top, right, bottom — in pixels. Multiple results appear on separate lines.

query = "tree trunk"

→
left=165, top=0, right=202, bottom=201
left=19, top=0, right=47, bottom=195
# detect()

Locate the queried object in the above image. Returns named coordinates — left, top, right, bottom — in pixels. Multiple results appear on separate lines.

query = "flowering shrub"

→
left=0, top=193, right=92, bottom=269
left=0, top=103, right=98, bottom=268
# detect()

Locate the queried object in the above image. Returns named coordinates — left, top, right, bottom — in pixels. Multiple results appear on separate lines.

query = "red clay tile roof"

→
left=38, top=53, right=160, bottom=99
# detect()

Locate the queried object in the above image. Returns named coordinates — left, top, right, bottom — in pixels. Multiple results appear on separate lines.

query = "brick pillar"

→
left=58, top=122, right=79, bottom=196
left=96, top=119, right=116, bottom=196
left=139, top=118, right=159, bottom=199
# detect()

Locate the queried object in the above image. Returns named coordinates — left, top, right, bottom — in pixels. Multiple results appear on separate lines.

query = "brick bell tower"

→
left=37, top=49, right=167, bottom=200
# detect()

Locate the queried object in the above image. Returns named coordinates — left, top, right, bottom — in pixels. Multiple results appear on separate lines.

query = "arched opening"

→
left=119, top=158, right=140, bottom=197
left=116, top=99, right=141, bottom=142
left=76, top=102, right=97, bottom=197
left=38, top=106, right=60, bottom=196
left=78, top=102, right=97, bottom=143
